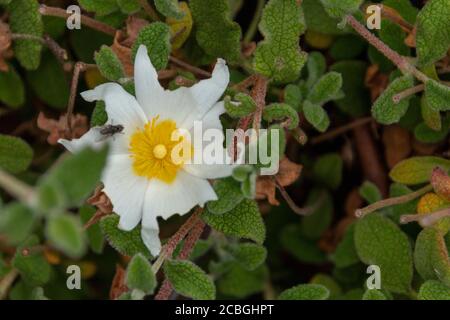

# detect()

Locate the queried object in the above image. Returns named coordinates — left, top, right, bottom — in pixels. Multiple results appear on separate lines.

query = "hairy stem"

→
left=0, top=169, right=35, bottom=205
left=393, top=84, right=425, bottom=103
left=400, top=207, right=450, bottom=226
left=275, top=179, right=320, bottom=216
left=0, top=269, right=19, bottom=300
left=251, top=75, right=268, bottom=133
left=356, top=184, right=433, bottom=217
left=243, top=0, right=265, bottom=43
left=39, top=5, right=117, bottom=37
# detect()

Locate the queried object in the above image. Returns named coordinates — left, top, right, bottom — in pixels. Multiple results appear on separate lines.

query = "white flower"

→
left=59, top=45, right=233, bottom=256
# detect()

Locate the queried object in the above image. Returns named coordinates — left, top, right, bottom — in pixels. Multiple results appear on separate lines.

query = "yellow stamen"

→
left=129, top=117, right=189, bottom=184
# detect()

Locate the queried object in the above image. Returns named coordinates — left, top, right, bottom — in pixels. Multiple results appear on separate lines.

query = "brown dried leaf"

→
left=37, top=112, right=88, bottom=145
left=256, top=157, right=302, bottom=205
left=404, top=25, right=416, bottom=48
left=382, top=125, right=411, bottom=169
left=109, top=265, right=128, bottom=300
left=87, top=185, right=113, bottom=214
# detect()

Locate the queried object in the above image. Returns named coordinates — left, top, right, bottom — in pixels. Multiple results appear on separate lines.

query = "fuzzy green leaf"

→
left=91, top=101, right=108, bottom=127
left=416, top=0, right=450, bottom=66
left=414, top=227, right=450, bottom=287
left=0, top=134, right=33, bottom=174
left=217, top=262, right=267, bottom=298
left=8, top=0, right=43, bottom=70
left=27, top=53, right=70, bottom=109
left=414, top=121, right=449, bottom=144
left=164, top=259, right=215, bottom=300
left=418, top=280, right=450, bottom=300
left=94, top=45, right=125, bottom=81
left=263, top=103, right=299, bottom=130
left=306, top=52, right=327, bottom=88
left=0, top=65, right=25, bottom=108
left=46, top=213, right=86, bottom=259
left=126, top=253, right=156, bottom=294
left=425, top=80, right=450, bottom=111
left=280, top=225, right=326, bottom=264
left=299, top=189, right=333, bottom=240
left=254, top=0, right=307, bottom=83
left=206, top=178, right=244, bottom=215
left=331, top=223, right=359, bottom=268
left=78, top=0, right=119, bottom=16
left=421, top=94, right=442, bottom=131
left=228, top=243, right=267, bottom=271
left=307, top=71, right=343, bottom=105
left=100, top=214, right=152, bottom=258
left=362, top=289, right=388, bottom=300
left=12, top=236, right=51, bottom=286
left=279, top=284, right=330, bottom=300
left=313, top=153, right=343, bottom=189
left=389, top=156, right=450, bottom=185
left=354, top=213, right=413, bottom=294
left=116, top=0, right=140, bottom=14
left=37, top=147, right=108, bottom=208
left=284, top=84, right=303, bottom=111
left=303, top=100, right=330, bottom=133
left=203, top=199, right=265, bottom=244
left=319, top=0, right=363, bottom=19
left=190, top=0, right=241, bottom=62
left=154, top=0, right=184, bottom=19
left=0, top=203, right=35, bottom=245
left=359, top=181, right=382, bottom=204
left=303, top=0, right=347, bottom=35
left=131, top=22, right=171, bottom=70
left=224, top=93, right=256, bottom=118
left=372, top=75, right=414, bottom=125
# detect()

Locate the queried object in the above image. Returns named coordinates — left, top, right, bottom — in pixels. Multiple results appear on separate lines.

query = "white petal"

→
left=189, top=59, right=229, bottom=112
left=58, top=127, right=105, bottom=153
left=182, top=164, right=233, bottom=179
left=81, top=83, right=147, bottom=135
left=141, top=217, right=161, bottom=257
left=142, top=171, right=217, bottom=222
left=102, top=154, right=148, bottom=231
left=134, top=45, right=166, bottom=119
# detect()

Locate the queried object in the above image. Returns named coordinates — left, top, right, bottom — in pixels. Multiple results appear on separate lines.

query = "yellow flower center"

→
left=129, top=117, right=190, bottom=184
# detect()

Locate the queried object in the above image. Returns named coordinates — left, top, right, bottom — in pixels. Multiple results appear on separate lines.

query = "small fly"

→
left=95, top=123, right=124, bottom=142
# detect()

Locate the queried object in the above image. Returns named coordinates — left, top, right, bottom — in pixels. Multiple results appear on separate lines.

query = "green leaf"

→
left=418, top=280, right=450, bottom=300
left=421, top=94, right=442, bottom=131
left=27, top=53, right=70, bottom=109
left=414, top=227, right=450, bottom=287
left=303, top=0, right=347, bottom=35
left=232, top=165, right=253, bottom=182
left=0, top=203, right=35, bottom=245
left=0, top=65, right=25, bottom=108
left=0, top=134, right=33, bottom=173
left=254, top=0, right=307, bottom=83
left=116, top=0, right=140, bottom=14
left=12, top=236, right=51, bottom=286
left=228, top=243, right=267, bottom=271
left=362, top=289, right=388, bottom=300
left=319, top=0, right=363, bottom=19
left=79, top=206, right=104, bottom=254
left=414, top=121, right=449, bottom=144
left=8, top=0, right=43, bottom=70
left=126, top=253, right=156, bottom=294
left=416, top=0, right=450, bottom=66
left=263, top=103, right=299, bottom=130
left=164, top=259, right=215, bottom=300
left=307, top=72, right=343, bottom=105
left=280, top=224, right=326, bottom=264
left=279, top=284, right=330, bottom=300
left=37, top=147, right=108, bottom=208
left=46, top=213, right=86, bottom=259
left=372, top=75, right=414, bottom=125
left=388, top=183, right=418, bottom=222
left=306, top=52, right=327, bottom=88
left=203, top=199, right=265, bottom=244
left=389, top=156, right=450, bottom=185
left=330, top=60, right=370, bottom=117
left=354, top=213, right=413, bottom=294
left=216, top=262, right=267, bottom=298
left=154, top=0, right=184, bottom=19
left=313, top=153, right=343, bottom=189
left=190, top=0, right=241, bottom=62
left=303, top=100, right=330, bottom=133
left=425, top=80, right=450, bottom=111
left=359, top=181, right=382, bottom=204
left=131, top=22, right=171, bottom=71
left=78, top=0, right=119, bottom=16
left=94, top=45, right=125, bottom=81
left=330, top=35, right=366, bottom=60
left=206, top=178, right=244, bottom=215
left=100, top=214, right=152, bottom=258
left=224, top=93, right=256, bottom=118
left=310, top=274, right=342, bottom=299
left=331, top=223, right=359, bottom=268
left=284, top=84, right=303, bottom=111
left=91, top=101, right=108, bottom=127
left=299, top=189, right=333, bottom=240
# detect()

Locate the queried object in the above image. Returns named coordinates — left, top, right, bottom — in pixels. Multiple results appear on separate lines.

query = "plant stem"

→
left=169, top=56, right=212, bottom=78
left=311, top=117, right=373, bottom=145
left=0, top=269, right=19, bottom=300
left=275, top=179, right=320, bottom=216
left=356, top=184, right=433, bottom=218
left=346, top=15, right=429, bottom=83
left=243, top=0, right=265, bottom=44
left=400, top=207, right=450, bottom=226
left=138, top=0, right=160, bottom=21
left=39, top=5, right=117, bottom=37
left=251, top=75, right=268, bottom=133
left=393, top=84, right=425, bottom=103
left=0, top=169, right=35, bottom=205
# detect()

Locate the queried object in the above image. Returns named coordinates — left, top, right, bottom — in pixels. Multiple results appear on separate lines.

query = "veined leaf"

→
left=389, top=156, right=450, bottom=185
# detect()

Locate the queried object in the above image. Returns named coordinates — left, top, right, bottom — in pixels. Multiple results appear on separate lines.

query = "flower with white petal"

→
left=59, top=45, right=233, bottom=256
